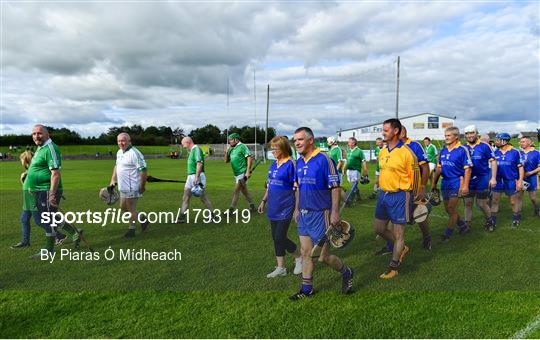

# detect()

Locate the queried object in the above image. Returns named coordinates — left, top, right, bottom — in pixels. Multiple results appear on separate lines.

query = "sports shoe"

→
left=141, top=221, right=150, bottom=232
left=249, top=203, right=256, bottom=212
left=293, top=257, right=303, bottom=275
left=74, top=229, right=84, bottom=248
left=55, top=233, right=67, bottom=246
left=289, top=289, right=315, bottom=300
left=124, top=229, right=136, bottom=238
left=422, top=236, right=432, bottom=250
left=30, top=249, right=55, bottom=259
left=379, top=268, right=398, bottom=279
left=511, top=220, right=520, bottom=228
left=368, top=191, right=377, bottom=199
left=11, top=242, right=30, bottom=249
left=535, top=207, right=540, bottom=217
left=440, top=234, right=451, bottom=242
left=459, top=225, right=471, bottom=235
left=342, top=268, right=354, bottom=294
left=399, top=245, right=409, bottom=263
left=487, top=223, right=494, bottom=232
left=267, top=267, right=287, bottom=278
left=374, top=246, right=392, bottom=256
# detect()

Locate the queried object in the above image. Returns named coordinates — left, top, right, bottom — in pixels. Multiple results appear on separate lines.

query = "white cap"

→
left=464, top=125, right=477, bottom=133
left=327, top=136, right=336, bottom=145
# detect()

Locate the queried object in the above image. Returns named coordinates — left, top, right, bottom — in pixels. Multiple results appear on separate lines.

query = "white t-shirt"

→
left=116, top=146, right=147, bottom=192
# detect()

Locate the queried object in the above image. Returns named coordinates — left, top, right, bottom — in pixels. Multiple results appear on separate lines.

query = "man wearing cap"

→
left=344, top=137, right=368, bottom=200
left=463, top=125, right=498, bottom=232
left=518, top=136, right=539, bottom=216
left=225, top=133, right=255, bottom=211
left=491, top=133, right=524, bottom=228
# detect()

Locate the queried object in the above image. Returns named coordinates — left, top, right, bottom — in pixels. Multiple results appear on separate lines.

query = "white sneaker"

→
left=267, top=267, right=287, bottom=278
left=293, top=257, right=303, bottom=275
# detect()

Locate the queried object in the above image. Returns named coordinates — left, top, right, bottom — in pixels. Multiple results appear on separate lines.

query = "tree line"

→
left=0, top=124, right=276, bottom=146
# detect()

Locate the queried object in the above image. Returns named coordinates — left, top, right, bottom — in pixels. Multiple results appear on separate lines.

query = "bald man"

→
left=25, top=125, right=81, bottom=256
left=177, top=137, right=214, bottom=223
left=109, top=133, right=148, bottom=238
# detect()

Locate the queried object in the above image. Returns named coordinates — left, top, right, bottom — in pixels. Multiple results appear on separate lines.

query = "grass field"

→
left=0, top=158, right=539, bottom=338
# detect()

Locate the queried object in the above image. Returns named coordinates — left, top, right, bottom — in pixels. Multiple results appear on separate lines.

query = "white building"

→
left=336, top=113, right=456, bottom=142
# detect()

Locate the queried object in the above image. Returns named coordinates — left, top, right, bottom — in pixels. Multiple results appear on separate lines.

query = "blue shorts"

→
left=375, top=191, right=412, bottom=225
left=297, top=209, right=329, bottom=244
left=441, top=178, right=461, bottom=200
left=469, top=174, right=490, bottom=199
left=524, top=175, right=537, bottom=192
left=493, top=178, right=517, bottom=196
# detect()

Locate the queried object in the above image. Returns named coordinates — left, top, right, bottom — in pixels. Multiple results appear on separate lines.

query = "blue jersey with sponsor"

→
left=520, top=149, right=540, bottom=173
left=267, top=158, right=295, bottom=221
left=465, top=140, right=494, bottom=176
left=494, top=146, right=523, bottom=180
left=295, top=149, right=340, bottom=211
left=438, top=142, right=473, bottom=179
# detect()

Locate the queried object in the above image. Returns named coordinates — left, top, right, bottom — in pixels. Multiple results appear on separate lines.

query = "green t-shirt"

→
left=374, top=146, right=381, bottom=172
left=23, top=139, right=63, bottom=192
left=426, top=144, right=438, bottom=163
left=346, top=147, right=365, bottom=171
left=22, top=189, right=37, bottom=211
left=187, top=145, right=204, bottom=175
left=228, top=142, right=251, bottom=176
left=328, top=146, right=343, bottom=168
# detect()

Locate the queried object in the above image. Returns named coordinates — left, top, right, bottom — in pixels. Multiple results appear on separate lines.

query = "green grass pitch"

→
left=0, top=158, right=539, bottom=338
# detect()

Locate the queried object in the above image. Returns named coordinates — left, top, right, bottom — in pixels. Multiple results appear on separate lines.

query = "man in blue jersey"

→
left=491, top=133, right=524, bottom=228
left=433, top=127, right=472, bottom=241
left=289, top=127, right=353, bottom=300
left=518, top=136, right=539, bottom=217
left=463, top=125, right=498, bottom=232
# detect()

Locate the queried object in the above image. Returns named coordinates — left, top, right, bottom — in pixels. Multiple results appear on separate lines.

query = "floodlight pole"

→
left=265, top=84, right=270, bottom=163
left=253, top=66, right=257, bottom=159
left=395, top=56, right=400, bottom=119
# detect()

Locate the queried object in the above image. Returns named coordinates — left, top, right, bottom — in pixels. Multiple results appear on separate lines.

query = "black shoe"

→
left=440, top=234, right=451, bottom=242
left=249, top=203, right=256, bottom=212
left=422, top=236, right=432, bottom=250
left=11, top=242, right=30, bottom=249
left=459, top=226, right=471, bottom=235
left=55, top=233, right=67, bottom=246
left=374, top=247, right=392, bottom=256
left=342, top=268, right=354, bottom=294
left=535, top=207, right=540, bottom=217
left=124, top=229, right=136, bottom=238
left=141, top=221, right=150, bottom=232
left=511, top=220, right=520, bottom=228
left=289, top=289, right=315, bottom=301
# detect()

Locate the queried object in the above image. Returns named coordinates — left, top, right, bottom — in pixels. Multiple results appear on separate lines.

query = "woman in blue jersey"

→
left=258, top=136, right=302, bottom=278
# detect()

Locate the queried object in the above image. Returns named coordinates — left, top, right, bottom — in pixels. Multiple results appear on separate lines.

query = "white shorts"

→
left=234, top=174, right=246, bottom=184
left=429, top=162, right=436, bottom=172
left=347, top=170, right=359, bottom=183
left=119, top=190, right=141, bottom=199
left=185, top=173, right=207, bottom=190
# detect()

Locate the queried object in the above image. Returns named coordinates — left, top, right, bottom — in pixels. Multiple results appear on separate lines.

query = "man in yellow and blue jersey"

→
left=374, top=119, right=415, bottom=279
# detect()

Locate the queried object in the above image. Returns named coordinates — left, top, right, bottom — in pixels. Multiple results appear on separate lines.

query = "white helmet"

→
left=464, top=125, right=477, bottom=134
left=327, top=136, right=336, bottom=145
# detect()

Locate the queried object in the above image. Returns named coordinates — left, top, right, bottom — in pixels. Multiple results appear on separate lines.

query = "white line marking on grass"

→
left=512, top=314, right=540, bottom=339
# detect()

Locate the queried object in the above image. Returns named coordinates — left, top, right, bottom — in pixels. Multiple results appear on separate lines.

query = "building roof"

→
left=338, top=112, right=457, bottom=132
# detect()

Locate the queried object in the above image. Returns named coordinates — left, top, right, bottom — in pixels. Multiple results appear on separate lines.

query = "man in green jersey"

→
left=178, top=137, right=214, bottom=222
left=26, top=125, right=81, bottom=256
left=344, top=137, right=368, bottom=200
left=423, top=137, right=438, bottom=188
left=370, top=137, right=384, bottom=198
left=327, top=137, right=345, bottom=179
left=225, top=133, right=255, bottom=211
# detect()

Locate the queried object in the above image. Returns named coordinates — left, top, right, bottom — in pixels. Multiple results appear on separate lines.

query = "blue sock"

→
left=444, top=227, right=454, bottom=237
left=491, top=215, right=497, bottom=225
left=512, top=213, right=520, bottom=222
left=301, top=277, right=313, bottom=293
left=457, top=218, right=465, bottom=227
left=386, top=240, right=394, bottom=251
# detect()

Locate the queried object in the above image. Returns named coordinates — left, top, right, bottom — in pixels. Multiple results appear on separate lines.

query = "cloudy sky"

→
left=1, top=1, right=539, bottom=137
